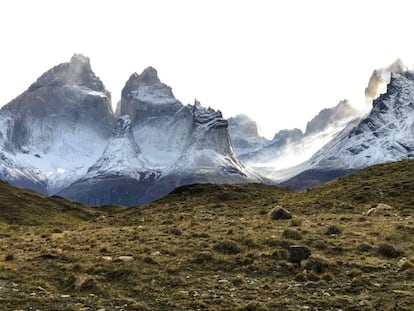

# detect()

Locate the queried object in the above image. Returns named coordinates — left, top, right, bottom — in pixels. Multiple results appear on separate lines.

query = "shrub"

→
left=326, top=225, right=342, bottom=235
left=193, top=251, right=214, bottom=264
left=213, top=240, right=242, bottom=255
left=304, top=257, right=329, bottom=274
left=321, top=272, right=334, bottom=282
left=282, top=229, right=302, bottom=240
left=357, top=243, right=372, bottom=252
left=377, top=243, right=402, bottom=258
left=168, top=228, right=182, bottom=236
left=5, top=254, right=14, bottom=261
left=311, top=240, right=327, bottom=250
left=306, top=271, right=320, bottom=282
left=290, top=218, right=302, bottom=227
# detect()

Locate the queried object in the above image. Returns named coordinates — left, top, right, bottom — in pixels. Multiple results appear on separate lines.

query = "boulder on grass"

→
left=268, top=206, right=292, bottom=220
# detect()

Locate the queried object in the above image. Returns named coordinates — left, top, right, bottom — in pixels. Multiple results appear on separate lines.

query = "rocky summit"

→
left=282, top=67, right=414, bottom=190
left=0, top=55, right=263, bottom=206
left=0, top=55, right=413, bottom=205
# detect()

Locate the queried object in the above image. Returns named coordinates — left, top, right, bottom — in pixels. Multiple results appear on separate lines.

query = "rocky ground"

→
left=0, top=160, right=413, bottom=310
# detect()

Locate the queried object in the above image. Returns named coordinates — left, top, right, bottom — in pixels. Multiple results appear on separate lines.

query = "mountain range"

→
left=0, top=55, right=263, bottom=206
left=230, top=59, right=413, bottom=189
left=0, top=55, right=412, bottom=205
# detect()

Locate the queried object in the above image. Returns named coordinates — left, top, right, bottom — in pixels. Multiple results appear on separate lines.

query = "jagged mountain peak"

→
left=304, top=100, right=358, bottom=136
left=122, top=67, right=175, bottom=101
left=370, top=70, right=414, bottom=111
left=70, top=53, right=91, bottom=65
left=365, top=59, right=410, bottom=104
left=301, top=64, right=414, bottom=178
left=137, top=66, right=160, bottom=84
left=122, top=66, right=174, bottom=97
left=191, top=101, right=227, bottom=129
left=386, top=58, right=408, bottom=74
left=228, top=114, right=268, bottom=156
left=119, top=67, right=182, bottom=122
left=272, top=128, right=303, bottom=142
left=228, top=114, right=262, bottom=137
left=28, top=54, right=107, bottom=94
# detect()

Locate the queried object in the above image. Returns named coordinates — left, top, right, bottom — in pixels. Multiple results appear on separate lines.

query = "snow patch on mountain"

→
left=280, top=66, right=414, bottom=189
left=82, top=115, right=157, bottom=180
left=0, top=54, right=115, bottom=194
left=239, top=100, right=360, bottom=180
left=309, top=70, right=414, bottom=170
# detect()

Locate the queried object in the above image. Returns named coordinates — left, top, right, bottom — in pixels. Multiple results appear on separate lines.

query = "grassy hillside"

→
left=0, top=181, right=96, bottom=225
left=0, top=160, right=413, bottom=310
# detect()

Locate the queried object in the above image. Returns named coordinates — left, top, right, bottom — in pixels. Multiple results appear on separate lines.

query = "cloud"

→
left=364, top=59, right=408, bottom=108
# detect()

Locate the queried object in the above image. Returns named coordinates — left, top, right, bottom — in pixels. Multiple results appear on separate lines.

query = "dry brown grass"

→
left=0, top=160, right=413, bottom=310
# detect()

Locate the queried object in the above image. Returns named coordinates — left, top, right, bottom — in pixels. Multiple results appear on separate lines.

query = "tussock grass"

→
left=0, top=160, right=413, bottom=309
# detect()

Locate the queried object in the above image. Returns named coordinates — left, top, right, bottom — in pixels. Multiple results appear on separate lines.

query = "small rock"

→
left=60, top=294, right=70, bottom=298
left=101, top=256, right=113, bottom=262
left=268, top=206, right=292, bottom=220
left=288, top=245, right=311, bottom=263
left=365, top=203, right=394, bottom=216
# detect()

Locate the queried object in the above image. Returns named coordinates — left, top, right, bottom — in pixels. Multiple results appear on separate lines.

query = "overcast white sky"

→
left=1, top=0, right=414, bottom=138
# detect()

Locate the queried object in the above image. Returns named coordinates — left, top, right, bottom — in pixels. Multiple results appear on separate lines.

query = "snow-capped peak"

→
left=82, top=115, right=151, bottom=179
left=28, top=53, right=108, bottom=95
left=365, top=58, right=410, bottom=106
left=306, top=68, right=414, bottom=172
left=191, top=101, right=228, bottom=129
left=386, top=58, right=408, bottom=74
left=137, top=66, right=161, bottom=84
left=70, top=53, right=91, bottom=65
left=121, top=67, right=177, bottom=104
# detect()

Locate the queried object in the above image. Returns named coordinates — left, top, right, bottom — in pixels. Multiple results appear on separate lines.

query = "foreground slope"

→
left=0, top=180, right=108, bottom=225
left=1, top=160, right=413, bottom=310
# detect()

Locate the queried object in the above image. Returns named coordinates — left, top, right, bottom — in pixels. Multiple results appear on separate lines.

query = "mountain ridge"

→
left=0, top=54, right=264, bottom=206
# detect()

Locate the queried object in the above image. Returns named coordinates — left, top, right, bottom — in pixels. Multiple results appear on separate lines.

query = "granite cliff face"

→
left=112, top=72, right=265, bottom=204
left=59, top=115, right=160, bottom=206
left=1, top=55, right=412, bottom=204
left=282, top=67, right=414, bottom=189
left=311, top=71, right=414, bottom=169
left=117, top=67, right=183, bottom=122
left=228, top=114, right=268, bottom=155
left=0, top=54, right=115, bottom=194
left=0, top=56, right=263, bottom=206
